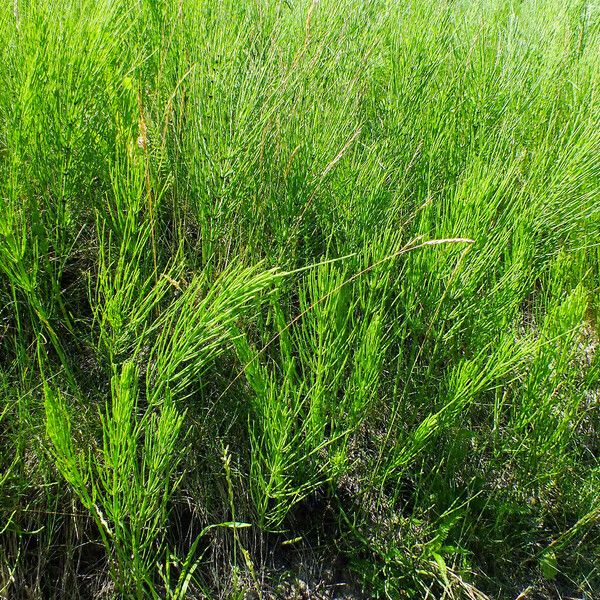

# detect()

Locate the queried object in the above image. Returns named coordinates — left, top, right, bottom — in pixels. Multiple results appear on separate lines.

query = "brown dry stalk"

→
left=137, top=89, right=158, bottom=278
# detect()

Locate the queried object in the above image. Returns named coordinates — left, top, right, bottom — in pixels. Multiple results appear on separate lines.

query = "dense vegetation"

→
left=1, top=0, right=599, bottom=597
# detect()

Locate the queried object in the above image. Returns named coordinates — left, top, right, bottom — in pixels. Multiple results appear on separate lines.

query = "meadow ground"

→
left=0, top=0, right=599, bottom=598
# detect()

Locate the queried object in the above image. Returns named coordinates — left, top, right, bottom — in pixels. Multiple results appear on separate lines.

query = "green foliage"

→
left=44, top=362, right=186, bottom=598
left=0, top=0, right=598, bottom=597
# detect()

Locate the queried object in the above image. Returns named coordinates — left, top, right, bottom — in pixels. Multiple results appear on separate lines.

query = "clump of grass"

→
left=44, top=362, right=185, bottom=598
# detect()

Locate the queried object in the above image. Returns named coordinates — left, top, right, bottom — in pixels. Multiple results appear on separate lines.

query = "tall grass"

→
left=0, top=0, right=599, bottom=597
